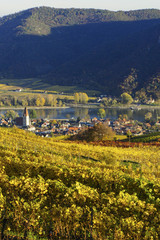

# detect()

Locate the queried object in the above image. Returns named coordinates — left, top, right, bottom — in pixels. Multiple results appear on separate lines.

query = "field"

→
left=0, top=90, right=74, bottom=102
left=127, top=132, right=160, bottom=143
left=0, top=79, right=98, bottom=109
left=0, top=78, right=100, bottom=95
left=0, top=78, right=50, bottom=91
left=0, top=127, right=160, bottom=239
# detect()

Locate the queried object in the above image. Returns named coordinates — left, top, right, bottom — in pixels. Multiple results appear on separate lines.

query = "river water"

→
left=0, top=107, right=160, bottom=122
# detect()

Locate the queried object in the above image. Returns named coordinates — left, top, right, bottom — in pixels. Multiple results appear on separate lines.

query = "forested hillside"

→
left=0, top=7, right=160, bottom=96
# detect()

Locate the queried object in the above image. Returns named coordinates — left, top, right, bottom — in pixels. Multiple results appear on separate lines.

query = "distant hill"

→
left=0, top=7, right=160, bottom=96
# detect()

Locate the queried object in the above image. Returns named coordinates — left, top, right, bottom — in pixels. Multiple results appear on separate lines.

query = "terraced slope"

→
left=0, top=127, right=160, bottom=239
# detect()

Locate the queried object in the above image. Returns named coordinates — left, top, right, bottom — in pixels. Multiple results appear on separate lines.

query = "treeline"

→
left=22, top=7, right=160, bottom=35
left=74, top=92, right=89, bottom=104
left=0, top=94, right=64, bottom=107
left=0, top=92, right=90, bottom=107
left=2, top=7, right=160, bottom=31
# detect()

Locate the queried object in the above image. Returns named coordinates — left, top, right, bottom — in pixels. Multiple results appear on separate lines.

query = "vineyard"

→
left=128, top=132, right=160, bottom=143
left=0, top=127, right=160, bottom=239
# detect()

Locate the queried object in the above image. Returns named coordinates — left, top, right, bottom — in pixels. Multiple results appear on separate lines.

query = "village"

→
left=0, top=107, right=160, bottom=138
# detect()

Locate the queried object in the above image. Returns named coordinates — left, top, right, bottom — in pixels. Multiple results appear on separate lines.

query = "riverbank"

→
left=0, top=103, right=160, bottom=110
left=67, top=103, right=160, bottom=109
left=0, top=103, right=100, bottom=110
left=0, top=106, right=69, bottom=110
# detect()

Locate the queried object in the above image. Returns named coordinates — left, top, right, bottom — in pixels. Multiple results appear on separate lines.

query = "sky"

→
left=0, top=0, right=160, bottom=17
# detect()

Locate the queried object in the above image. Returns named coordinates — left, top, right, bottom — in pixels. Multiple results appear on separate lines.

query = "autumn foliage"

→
left=71, top=123, right=115, bottom=142
left=0, top=127, right=160, bottom=239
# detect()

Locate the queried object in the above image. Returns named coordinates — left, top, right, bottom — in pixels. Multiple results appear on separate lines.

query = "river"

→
left=0, top=107, right=160, bottom=122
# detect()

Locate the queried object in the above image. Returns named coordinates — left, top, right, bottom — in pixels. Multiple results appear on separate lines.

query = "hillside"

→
left=0, top=127, right=160, bottom=239
left=0, top=7, right=160, bottom=96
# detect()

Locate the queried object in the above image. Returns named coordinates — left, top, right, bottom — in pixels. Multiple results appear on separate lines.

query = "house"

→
left=41, top=120, right=50, bottom=128
left=0, top=119, right=8, bottom=126
left=144, top=123, right=151, bottom=128
left=68, top=127, right=79, bottom=135
left=14, top=88, right=22, bottom=92
left=23, top=125, right=36, bottom=131
left=104, top=119, right=111, bottom=126
left=97, top=98, right=102, bottom=102
left=146, top=99, right=155, bottom=104
left=92, top=117, right=98, bottom=122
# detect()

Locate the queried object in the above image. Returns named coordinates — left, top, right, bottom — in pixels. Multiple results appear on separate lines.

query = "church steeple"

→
left=23, top=107, right=30, bottom=127
left=23, top=107, right=29, bottom=117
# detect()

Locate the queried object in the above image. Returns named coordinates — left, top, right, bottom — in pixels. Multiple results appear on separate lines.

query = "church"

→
left=15, top=107, right=35, bottom=131
left=23, top=107, right=30, bottom=127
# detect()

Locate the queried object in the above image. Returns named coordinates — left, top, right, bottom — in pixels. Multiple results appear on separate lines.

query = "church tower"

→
left=23, top=107, right=30, bottom=127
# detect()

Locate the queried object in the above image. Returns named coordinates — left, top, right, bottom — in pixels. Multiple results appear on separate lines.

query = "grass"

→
left=0, top=82, right=97, bottom=104
left=0, top=78, right=51, bottom=90
left=0, top=90, right=75, bottom=103
left=0, top=78, right=100, bottom=96
left=45, top=85, right=100, bottom=96
left=115, top=135, right=127, bottom=140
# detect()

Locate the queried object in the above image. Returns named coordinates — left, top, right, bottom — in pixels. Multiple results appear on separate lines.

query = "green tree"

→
left=4, top=110, right=19, bottom=120
left=27, top=96, right=34, bottom=106
left=4, top=99, right=11, bottom=106
left=29, top=109, right=37, bottom=119
left=74, top=93, right=80, bottom=104
left=52, top=96, right=57, bottom=107
left=12, top=96, right=18, bottom=106
left=145, top=112, right=152, bottom=121
left=126, top=130, right=132, bottom=146
left=112, top=99, right=117, bottom=105
left=120, top=68, right=138, bottom=94
left=21, top=98, right=28, bottom=106
left=46, top=95, right=57, bottom=106
left=97, top=108, right=106, bottom=119
left=81, top=93, right=89, bottom=104
left=75, top=92, right=89, bottom=104
left=40, top=97, right=45, bottom=106
left=58, top=100, right=63, bottom=107
left=120, top=92, right=133, bottom=104
left=35, top=95, right=45, bottom=107
left=72, top=123, right=115, bottom=142
left=118, top=114, right=128, bottom=120
left=135, top=89, right=147, bottom=103
left=36, top=97, right=41, bottom=107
